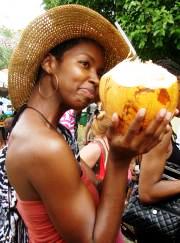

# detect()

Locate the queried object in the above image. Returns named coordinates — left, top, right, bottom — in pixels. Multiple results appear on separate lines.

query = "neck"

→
left=27, top=85, right=73, bottom=125
left=26, top=105, right=57, bottom=130
left=28, top=85, right=64, bottom=121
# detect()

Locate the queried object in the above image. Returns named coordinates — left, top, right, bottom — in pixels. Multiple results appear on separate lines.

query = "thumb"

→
left=106, top=113, right=119, bottom=140
left=111, top=113, right=119, bottom=129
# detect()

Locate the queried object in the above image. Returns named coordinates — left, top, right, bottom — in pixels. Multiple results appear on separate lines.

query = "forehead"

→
left=62, top=41, right=105, bottom=65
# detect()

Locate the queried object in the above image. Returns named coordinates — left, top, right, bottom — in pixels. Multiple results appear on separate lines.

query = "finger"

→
left=111, top=113, right=119, bottom=129
left=150, top=112, right=172, bottom=139
left=138, top=122, right=172, bottom=154
left=144, top=127, right=172, bottom=154
left=174, top=108, right=179, bottom=117
left=125, top=108, right=146, bottom=141
left=106, top=113, right=119, bottom=140
left=139, top=141, right=159, bottom=154
left=145, top=109, right=171, bottom=135
left=156, top=128, right=172, bottom=146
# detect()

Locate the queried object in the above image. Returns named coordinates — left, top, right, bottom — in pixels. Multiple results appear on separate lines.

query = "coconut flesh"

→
left=99, top=59, right=178, bottom=134
left=106, top=60, right=177, bottom=88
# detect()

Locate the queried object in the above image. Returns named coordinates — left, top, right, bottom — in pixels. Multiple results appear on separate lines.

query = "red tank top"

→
left=17, top=169, right=99, bottom=243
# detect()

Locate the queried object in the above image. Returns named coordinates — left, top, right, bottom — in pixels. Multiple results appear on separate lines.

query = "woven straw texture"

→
left=8, top=4, right=133, bottom=109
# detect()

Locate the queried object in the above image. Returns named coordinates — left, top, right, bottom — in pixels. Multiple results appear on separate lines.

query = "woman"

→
left=133, top=60, right=180, bottom=243
left=135, top=128, right=180, bottom=243
left=80, top=110, right=111, bottom=180
left=6, top=4, right=171, bottom=243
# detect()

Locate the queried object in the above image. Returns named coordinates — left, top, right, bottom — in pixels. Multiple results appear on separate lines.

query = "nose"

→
left=89, top=70, right=100, bottom=85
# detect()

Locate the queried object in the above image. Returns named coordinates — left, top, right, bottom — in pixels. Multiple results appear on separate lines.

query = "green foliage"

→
left=0, top=47, right=12, bottom=69
left=116, top=0, right=180, bottom=63
left=42, top=0, right=116, bottom=23
left=0, top=27, right=14, bottom=38
left=0, top=27, right=15, bottom=69
left=42, top=0, right=180, bottom=64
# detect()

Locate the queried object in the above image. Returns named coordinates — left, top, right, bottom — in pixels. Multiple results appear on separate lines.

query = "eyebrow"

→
left=79, top=52, right=104, bottom=71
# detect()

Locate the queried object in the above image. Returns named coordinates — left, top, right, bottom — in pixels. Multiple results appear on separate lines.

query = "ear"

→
left=41, top=54, right=57, bottom=74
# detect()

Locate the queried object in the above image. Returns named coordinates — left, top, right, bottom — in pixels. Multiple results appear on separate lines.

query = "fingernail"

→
left=112, top=113, right=118, bottom=121
left=138, top=108, right=146, bottom=117
left=159, top=108, right=166, bottom=117
left=166, top=112, right=172, bottom=121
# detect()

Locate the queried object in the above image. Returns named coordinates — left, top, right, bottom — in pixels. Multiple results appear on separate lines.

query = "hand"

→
left=107, top=108, right=172, bottom=162
left=174, top=108, right=179, bottom=117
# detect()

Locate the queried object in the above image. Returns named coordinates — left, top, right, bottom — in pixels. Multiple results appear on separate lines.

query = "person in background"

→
left=60, top=109, right=81, bottom=140
left=155, top=59, right=180, bottom=77
left=80, top=110, right=111, bottom=180
left=0, top=101, right=4, bottom=115
left=133, top=59, right=180, bottom=243
left=5, top=5, right=171, bottom=243
left=83, top=107, right=99, bottom=145
left=82, top=102, right=103, bottom=145
left=135, top=128, right=180, bottom=243
left=86, top=103, right=98, bottom=121
left=156, top=58, right=180, bottom=140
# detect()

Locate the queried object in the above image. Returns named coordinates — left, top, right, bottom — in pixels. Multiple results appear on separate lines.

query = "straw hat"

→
left=8, top=4, right=135, bottom=109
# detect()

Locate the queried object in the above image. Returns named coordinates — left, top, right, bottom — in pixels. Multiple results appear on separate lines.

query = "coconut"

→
left=99, top=60, right=179, bottom=134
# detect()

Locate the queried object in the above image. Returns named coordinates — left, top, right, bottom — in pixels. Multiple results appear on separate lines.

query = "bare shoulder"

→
left=6, top=125, right=81, bottom=201
left=32, top=129, right=71, bottom=159
left=80, top=142, right=101, bottom=168
left=28, top=128, right=78, bottom=170
left=8, top=126, right=79, bottom=182
left=80, top=142, right=101, bottom=154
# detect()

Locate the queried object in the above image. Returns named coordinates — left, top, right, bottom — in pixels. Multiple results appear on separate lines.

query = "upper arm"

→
left=139, top=158, right=165, bottom=187
left=80, top=142, right=101, bottom=168
left=139, top=132, right=172, bottom=195
left=28, top=137, right=97, bottom=242
left=138, top=152, right=166, bottom=203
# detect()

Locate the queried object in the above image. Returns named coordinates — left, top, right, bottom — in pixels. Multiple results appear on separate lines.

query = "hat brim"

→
left=8, top=4, right=135, bottom=109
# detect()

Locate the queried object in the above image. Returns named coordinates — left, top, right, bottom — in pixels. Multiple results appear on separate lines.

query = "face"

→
left=54, top=41, right=105, bottom=110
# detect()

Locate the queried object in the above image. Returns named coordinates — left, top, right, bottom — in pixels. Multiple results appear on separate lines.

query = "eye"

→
left=79, top=60, right=90, bottom=69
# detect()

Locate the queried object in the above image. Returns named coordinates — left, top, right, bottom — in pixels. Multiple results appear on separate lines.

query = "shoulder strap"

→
left=163, top=161, right=180, bottom=180
left=94, top=140, right=106, bottom=180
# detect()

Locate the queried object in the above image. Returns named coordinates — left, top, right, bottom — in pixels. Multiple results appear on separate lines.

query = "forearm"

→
left=93, top=155, right=130, bottom=242
left=140, top=179, right=180, bottom=203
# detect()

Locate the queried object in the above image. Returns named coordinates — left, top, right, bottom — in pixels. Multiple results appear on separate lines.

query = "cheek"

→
left=61, top=66, right=85, bottom=86
left=73, top=64, right=91, bottom=80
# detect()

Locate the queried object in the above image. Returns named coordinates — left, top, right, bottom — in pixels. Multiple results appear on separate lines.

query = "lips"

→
left=79, top=87, right=96, bottom=99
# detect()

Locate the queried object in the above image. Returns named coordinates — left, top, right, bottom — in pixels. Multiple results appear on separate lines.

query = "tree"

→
left=42, top=0, right=116, bottom=23
left=0, top=46, right=12, bottom=69
left=42, top=0, right=180, bottom=64
left=0, top=27, right=17, bottom=69
left=116, top=0, right=180, bottom=63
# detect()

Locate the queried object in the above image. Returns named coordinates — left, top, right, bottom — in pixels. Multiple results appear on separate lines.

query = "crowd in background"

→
left=0, top=3, right=179, bottom=242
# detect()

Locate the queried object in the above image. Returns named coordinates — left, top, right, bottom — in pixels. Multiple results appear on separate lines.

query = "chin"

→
left=70, top=102, right=87, bottom=111
left=74, top=98, right=94, bottom=110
